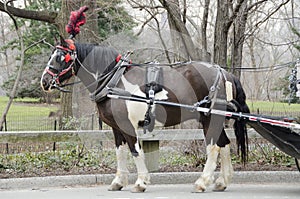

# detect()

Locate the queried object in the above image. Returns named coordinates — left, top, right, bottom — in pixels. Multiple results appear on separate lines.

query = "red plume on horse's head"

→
left=65, top=6, right=89, bottom=38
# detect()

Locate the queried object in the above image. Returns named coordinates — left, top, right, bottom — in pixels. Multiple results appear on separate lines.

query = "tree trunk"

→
left=159, top=0, right=200, bottom=61
left=201, top=0, right=210, bottom=62
left=230, top=0, right=248, bottom=79
left=72, top=0, right=99, bottom=130
left=79, top=0, right=98, bottom=43
left=58, top=0, right=75, bottom=129
left=213, top=0, right=230, bottom=67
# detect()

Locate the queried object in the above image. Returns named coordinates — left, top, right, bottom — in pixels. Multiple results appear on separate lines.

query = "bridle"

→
left=44, top=39, right=78, bottom=92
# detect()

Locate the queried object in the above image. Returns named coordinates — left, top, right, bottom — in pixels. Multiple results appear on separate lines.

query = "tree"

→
left=0, top=0, right=135, bottom=129
left=158, top=0, right=200, bottom=61
left=1, top=1, right=60, bottom=101
left=128, top=0, right=298, bottom=82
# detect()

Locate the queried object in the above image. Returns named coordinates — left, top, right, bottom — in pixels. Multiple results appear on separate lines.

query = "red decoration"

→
left=65, top=53, right=72, bottom=63
left=65, top=6, right=88, bottom=38
left=65, top=39, right=75, bottom=51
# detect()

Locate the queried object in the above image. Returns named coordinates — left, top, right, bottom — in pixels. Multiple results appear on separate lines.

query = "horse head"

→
left=41, top=36, right=77, bottom=92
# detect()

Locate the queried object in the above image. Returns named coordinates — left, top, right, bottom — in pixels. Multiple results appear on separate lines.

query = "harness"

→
left=44, top=39, right=78, bottom=92
left=44, top=39, right=130, bottom=94
left=193, top=66, right=234, bottom=114
left=90, top=52, right=132, bottom=102
left=139, top=65, right=163, bottom=133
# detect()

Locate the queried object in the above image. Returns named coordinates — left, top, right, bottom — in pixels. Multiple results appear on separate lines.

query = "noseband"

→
left=44, top=39, right=77, bottom=92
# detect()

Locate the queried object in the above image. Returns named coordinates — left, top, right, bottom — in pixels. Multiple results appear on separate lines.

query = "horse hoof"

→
left=213, top=183, right=226, bottom=192
left=108, top=183, right=123, bottom=191
left=131, top=184, right=146, bottom=193
left=193, top=184, right=206, bottom=193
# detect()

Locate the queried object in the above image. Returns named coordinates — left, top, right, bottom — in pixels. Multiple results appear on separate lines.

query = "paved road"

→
left=0, top=183, right=299, bottom=199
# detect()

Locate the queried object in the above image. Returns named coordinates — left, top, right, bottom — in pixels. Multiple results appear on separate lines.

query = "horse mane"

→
left=75, top=43, right=119, bottom=74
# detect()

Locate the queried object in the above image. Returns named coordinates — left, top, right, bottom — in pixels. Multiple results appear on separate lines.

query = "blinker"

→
left=65, top=53, right=72, bottom=63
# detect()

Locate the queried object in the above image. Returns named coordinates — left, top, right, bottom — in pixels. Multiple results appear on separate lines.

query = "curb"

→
left=0, top=171, right=299, bottom=190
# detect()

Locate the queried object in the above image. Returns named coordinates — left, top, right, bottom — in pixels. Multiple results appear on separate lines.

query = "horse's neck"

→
left=75, top=43, right=119, bottom=93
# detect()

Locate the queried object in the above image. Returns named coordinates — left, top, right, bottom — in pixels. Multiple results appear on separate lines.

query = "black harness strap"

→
left=140, top=65, right=164, bottom=133
left=145, top=65, right=164, bottom=97
left=90, top=53, right=132, bottom=102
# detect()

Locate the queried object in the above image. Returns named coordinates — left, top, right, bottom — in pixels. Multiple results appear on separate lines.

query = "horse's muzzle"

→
left=40, top=73, right=53, bottom=92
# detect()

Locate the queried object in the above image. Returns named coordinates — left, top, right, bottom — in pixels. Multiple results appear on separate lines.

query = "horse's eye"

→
left=56, top=55, right=65, bottom=63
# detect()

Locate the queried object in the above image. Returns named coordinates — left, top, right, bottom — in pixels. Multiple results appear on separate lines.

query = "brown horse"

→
left=41, top=38, right=249, bottom=193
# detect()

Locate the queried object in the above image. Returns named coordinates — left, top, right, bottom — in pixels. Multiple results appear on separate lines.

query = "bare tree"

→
left=158, top=0, right=200, bottom=61
left=213, top=0, right=246, bottom=68
left=201, top=0, right=210, bottom=62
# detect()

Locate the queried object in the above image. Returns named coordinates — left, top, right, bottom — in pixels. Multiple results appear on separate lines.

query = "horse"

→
left=40, top=37, right=250, bottom=193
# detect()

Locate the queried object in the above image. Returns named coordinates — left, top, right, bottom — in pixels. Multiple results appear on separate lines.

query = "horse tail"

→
left=231, top=75, right=250, bottom=163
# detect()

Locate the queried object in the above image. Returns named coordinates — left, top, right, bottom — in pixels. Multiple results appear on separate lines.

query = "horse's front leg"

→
left=108, top=130, right=129, bottom=191
left=194, top=144, right=220, bottom=192
left=214, top=144, right=234, bottom=191
left=131, top=140, right=150, bottom=192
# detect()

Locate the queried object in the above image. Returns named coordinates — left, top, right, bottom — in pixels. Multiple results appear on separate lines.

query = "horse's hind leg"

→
left=214, top=144, right=233, bottom=191
left=108, top=129, right=129, bottom=191
left=213, top=129, right=233, bottom=191
left=194, top=144, right=220, bottom=192
left=194, top=115, right=228, bottom=192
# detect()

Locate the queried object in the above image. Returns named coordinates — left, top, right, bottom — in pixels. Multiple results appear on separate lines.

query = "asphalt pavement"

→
left=0, top=171, right=299, bottom=198
left=0, top=183, right=299, bottom=199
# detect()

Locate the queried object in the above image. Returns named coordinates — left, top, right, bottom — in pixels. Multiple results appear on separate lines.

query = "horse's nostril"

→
left=42, top=80, right=47, bottom=86
left=41, top=79, right=50, bottom=90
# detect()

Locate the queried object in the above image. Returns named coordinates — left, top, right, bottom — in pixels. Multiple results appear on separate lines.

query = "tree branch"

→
left=226, top=0, right=245, bottom=30
left=247, top=0, right=268, bottom=12
left=0, top=1, right=58, bottom=24
left=252, top=0, right=290, bottom=29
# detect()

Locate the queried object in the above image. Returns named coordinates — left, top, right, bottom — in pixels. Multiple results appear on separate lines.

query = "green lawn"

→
left=247, top=100, right=300, bottom=117
left=0, top=96, right=59, bottom=131
left=0, top=96, right=299, bottom=131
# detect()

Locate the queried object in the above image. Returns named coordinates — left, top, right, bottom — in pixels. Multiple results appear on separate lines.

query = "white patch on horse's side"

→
left=155, top=89, right=168, bottom=100
left=121, top=76, right=168, bottom=129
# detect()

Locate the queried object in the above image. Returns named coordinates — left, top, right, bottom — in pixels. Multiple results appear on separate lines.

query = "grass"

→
left=0, top=96, right=299, bottom=130
left=247, top=100, right=300, bottom=117
left=0, top=96, right=59, bottom=131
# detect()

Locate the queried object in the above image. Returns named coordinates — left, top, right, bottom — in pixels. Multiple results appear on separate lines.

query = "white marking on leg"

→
left=215, top=144, right=233, bottom=191
left=134, top=142, right=150, bottom=184
left=110, top=144, right=129, bottom=189
left=195, top=144, right=220, bottom=192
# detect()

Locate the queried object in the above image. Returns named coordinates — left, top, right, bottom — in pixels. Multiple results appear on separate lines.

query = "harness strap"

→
left=196, top=65, right=231, bottom=115
left=90, top=52, right=132, bottom=102
left=207, top=66, right=222, bottom=111
left=141, top=65, right=164, bottom=133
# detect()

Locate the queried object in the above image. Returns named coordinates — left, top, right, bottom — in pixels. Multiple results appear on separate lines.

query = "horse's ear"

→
left=54, top=35, right=58, bottom=45
left=59, top=35, right=68, bottom=47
